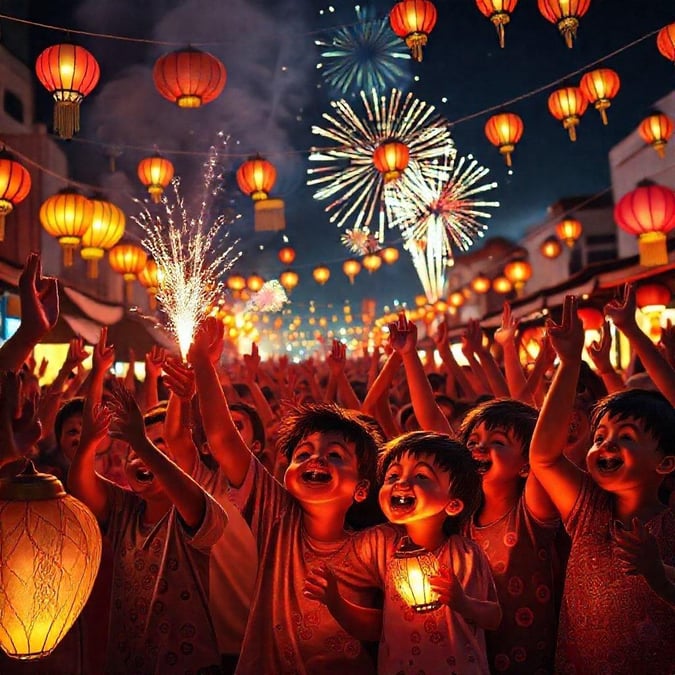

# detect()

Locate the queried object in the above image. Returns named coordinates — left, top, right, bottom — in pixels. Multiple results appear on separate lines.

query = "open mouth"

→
left=474, top=459, right=492, bottom=474
left=135, top=467, right=154, bottom=483
left=301, top=470, right=331, bottom=484
left=390, top=494, right=416, bottom=511
left=596, top=456, right=623, bottom=474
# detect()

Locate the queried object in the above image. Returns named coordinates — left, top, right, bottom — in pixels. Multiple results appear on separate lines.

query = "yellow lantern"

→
left=0, top=151, right=31, bottom=242
left=236, top=155, right=277, bottom=202
left=484, top=112, right=524, bottom=167
left=0, top=462, right=102, bottom=659
left=380, top=246, right=400, bottom=264
left=389, top=536, right=440, bottom=613
left=362, top=253, right=383, bottom=273
left=247, top=273, right=265, bottom=292
left=504, top=258, right=532, bottom=295
left=39, top=190, right=93, bottom=267
left=226, top=274, right=247, bottom=292
left=279, top=269, right=299, bottom=292
left=579, top=68, right=621, bottom=126
left=80, top=197, right=126, bottom=278
left=492, top=275, right=512, bottom=294
left=540, top=235, right=563, bottom=259
left=638, top=113, right=673, bottom=159
left=109, top=242, right=148, bottom=304
left=414, top=294, right=428, bottom=307
left=137, top=153, right=174, bottom=203
left=555, top=217, right=583, bottom=247
left=372, top=140, right=410, bottom=182
left=434, top=299, right=448, bottom=314
left=343, top=259, right=362, bottom=284
left=138, top=258, right=164, bottom=310
left=448, top=291, right=465, bottom=308
left=471, top=273, right=491, bottom=294
left=548, top=86, right=588, bottom=142
left=313, top=265, right=331, bottom=285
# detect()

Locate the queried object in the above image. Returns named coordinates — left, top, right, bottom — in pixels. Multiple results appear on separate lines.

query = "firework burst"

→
left=340, top=227, right=379, bottom=255
left=307, top=88, right=453, bottom=241
left=315, top=6, right=411, bottom=96
left=134, top=139, right=241, bottom=359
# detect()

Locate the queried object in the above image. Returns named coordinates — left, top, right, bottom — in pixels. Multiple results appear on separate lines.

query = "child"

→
left=69, top=357, right=227, bottom=674
left=530, top=295, right=675, bottom=674
left=305, top=431, right=500, bottom=674
left=189, top=321, right=381, bottom=674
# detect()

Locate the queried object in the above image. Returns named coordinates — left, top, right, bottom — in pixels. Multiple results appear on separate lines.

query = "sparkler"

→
left=134, top=137, right=240, bottom=359
left=307, top=88, right=453, bottom=241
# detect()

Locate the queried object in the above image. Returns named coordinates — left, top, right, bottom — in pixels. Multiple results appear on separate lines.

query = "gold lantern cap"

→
left=0, top=460, right=66, bottom=500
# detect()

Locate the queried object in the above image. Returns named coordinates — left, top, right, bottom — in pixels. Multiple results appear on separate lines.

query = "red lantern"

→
left=278, top=247, right=296, bottom=265
left=484, top=112, right=524, bottom=167
left=548, top=87, right=588, bottom=142
left=577, top=307, right=604, bottom=331
left=636, top=283, right=671, bottom=312
left=0, top=152, right=31, bottom=241
left=137, top=154, right=174, bottom=203
left=279, top=269, right=299, bottom=293
left=236, top=155, right=277, bottom=201
left=372, top=141, right=410, bottom=182
left=492, top=275, right=512, bottom=294
left=389, top=0, right=438, bottom=62
left=614, top=183, right=675, bottom=267
left=540, top=235, right=563, bottom=259
left=471, top=273, right=492, bottom=294
left=35, top=43, right=100, bottom=139
left=538, top=0, right=591, bottom=49
left=475, top=0, right=519, bottom=48
left=579, top=68, right=620, bottom=125
left=109, top=242, right=148, bottom=304
left=656, top=23, right=675, bottom=63
left=227, top=274, right=246, bottom=292
left=638, top=113, right=673, bottom=159
left=153, top=48, right=226, bottom=108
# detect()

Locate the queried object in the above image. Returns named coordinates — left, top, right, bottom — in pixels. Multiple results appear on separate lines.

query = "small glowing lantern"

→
left=579, top=68, right=620, bottom=125
left=484, top=112, right=524, bottom=167
left=448, top=290, right=465, bottom=308
left=0, top=462, right=102, bottom=659
left=614, top=182, right=675, bottom=267
left=415, top=294, right=428, bottom=307
left=39, top=190, right=93, bottom=267
left=279, top=269, right=299, bottom=293
left=138, top=257, right=164, bottom=310
left=35, top=43, right=100, bottom=139
left=389, top=0, right=438, bottom=62
left=380, top=246, right=400, bottom=264
left=236, top=155, right=277, bottom=202
left=548, top=87, right=588, bottom=142
left=247, top=273, right=265, bottom=292
left=109, top=242, right=148, bottom=304
left=639, top=113, right=673, bottom=159
left=137, top=154, right=174, bottom=203
left=372, top=140, right=410, bottom=183
left=278, top=246, right=296, bottom=265
left=471, top=273, right=492, bottom=294
left=80, top=197, right=125, bottom=278
left=555, top=218, right=583, bottom=247
left=153, top=47, right=226, bottom=108
left=343, top=259, right=362, bottom=284
left=504, top=258, right=532, bottom=295
left=475, top=0, right=519, bottom=48
left=540, top=235, right=563, bottom=259
left=636, top=283, right=671, bottom=339
left=538, top=0, right=590, bottom=49
left=433, top=299, right=448, bottom=314
left=577, top=306, right=604, bottom=331
left=656, top=23, right=675, bottom=63
left=492, top=275, right=512, bottom=294
left=313, top=265, right=331, bottom=285
left=389, top=536, right=440, bottom=613
left=363, top=253, right=383, bottom=273
left=227, top=274, right=247, bottom=292
left=0, top=151, right=31, bottom=241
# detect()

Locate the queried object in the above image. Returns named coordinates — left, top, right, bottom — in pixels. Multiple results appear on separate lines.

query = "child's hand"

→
left=107, top=382, right=146, bottom=447
left=303, top=564, right=340, bottom=609
left=429, top=566, right=467, bottom=613
left=65, top=336, right=88, bottom=370
left=587, top=321, right=613, bottom=373
left=327, top=339, right=347, bottom=376
left=81, top=403, right=113, bottom=451
left=614, top=517, right=668, bottom=589
left=388, top=312, right=417, bottom=355
left=462, top=318, right=485, bottom=356
left=163, top=357, right=196, bottom=401
left=93, top=327, right=115, bottom=376
left=17, top=252, right=59, bottom=341
left=145, top=345, right=166, bottom=380
left=604, top=284, right=638, bottom=333
left=494, top=302, right=519, bottom=347
left=546, top=295, right=584, bottom=364
left=243, top=342, right=261, bottom=379
left=189, top=316, right=225, bottom=364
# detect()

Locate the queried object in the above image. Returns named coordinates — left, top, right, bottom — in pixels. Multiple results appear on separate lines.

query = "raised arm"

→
left=242, top=342, right=277, bottom=426
left=587, top=321, right=625, bottom=394
left=433, top=321, right=477, bottom=401
left=327, top=340, right=362, bottom=410
left=464, top=318, right=509, bottom=398
left=494, top=302, right=529, bottom=399
left=142, top=345, right=165, bottom=412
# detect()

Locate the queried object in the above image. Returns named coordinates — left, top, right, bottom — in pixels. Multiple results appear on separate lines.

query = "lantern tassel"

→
left=491, top=15, right=509, bottom=49
left=87, top=259, right=99, bottom=279
left=63, top=245, right=74, bottom=268
left=638, top=232, right=668, bottom=267
left=405, top=33, right=428, bottom=62
left=653, top=141, right=667, bottom=159
left=0, top=213, right=5, bottom=242
left=54, top=100, right=81, bottom=140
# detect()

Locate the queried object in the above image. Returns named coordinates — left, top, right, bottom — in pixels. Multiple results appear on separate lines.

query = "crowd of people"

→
left=0, top=252, right=673, bottom=675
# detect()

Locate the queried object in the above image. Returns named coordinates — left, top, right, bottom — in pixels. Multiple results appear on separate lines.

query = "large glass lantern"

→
left=388, top=536, right=440, bottom=613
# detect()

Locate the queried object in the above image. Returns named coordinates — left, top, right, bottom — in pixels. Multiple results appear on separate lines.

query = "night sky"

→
left=18, top=0, right=675, bottom=317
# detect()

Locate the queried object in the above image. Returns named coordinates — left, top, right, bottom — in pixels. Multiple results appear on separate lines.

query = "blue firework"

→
left=315, top=6, right=411, bottom=96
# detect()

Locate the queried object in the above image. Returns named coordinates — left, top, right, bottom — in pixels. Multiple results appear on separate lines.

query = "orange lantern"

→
left=540, top=235, right=563, bottom=259
left=484, top=112, right=524, bottom=167
left=433, top=299, right=448, bottom=314
left=0, top=151, right=31, bottom=241
left=278, top=246, right=296, bottom=265
left=389, top=0, right=438, bottom=62
left=380, top=246, right=400, bottom=264
left=372, top=140, right=410, bottom=182
left=247, top=273, right=265, bottom=292
left=579, top=68, right=620, bottom=125
left=35, top=43, right=100, bottom=139
left=39, top=190, right=93, bottom=267
left=236, top=155, right=277, bottom=201
left=656, top=23, right=675, bottom=63
left=108, top=242, right=148, bottom=304
left=638, top=113, right=673, bottom=159
left=138, top=258, right=164, bottom=310
left=556, top=218, right=583, bottom=247
left=475, top=0, right=519, bottom=48
left=80, top=197, right=125, bottom=278
left=313, top=265, right=331, bottom=285
left=614, top=182, right=675, bottom=267
left=548, top=87, right=588, bottom=141
left=577, top=306, right=604, bottom=331
left=414, top=294, right=428, bottom=307
left=137, top=154, right=174, bottom=203
left=538, top=0, right=590, bottom=49
left=448, top=291, right=465, bottom=308
left=504, top=258, right=532, bottom=295
left=471, top=273, right=492, bottom=294
left=492, top=275, right=512, bottom=294
left=636, top=283, right=671, bottom=313
left=363, top=253, right=383, bottom=273
left=227, top=274, right=247, bottom=292
left=279, top=269, right=299, bottom=293
left=343, top=258, right=362, bottom=284
left=153, top=48, right=226, bottom=108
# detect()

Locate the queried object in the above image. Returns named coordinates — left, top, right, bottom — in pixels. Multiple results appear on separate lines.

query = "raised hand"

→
left=388, top=312, right=417, bottom=355
left=189, top=316, right=225, bottom=364
left=546, top=295, right=584, bottom=364
left=429, top=566, right=467, bottom=613
left=80, top=403, right=112, bottom=451
left=65, top=336, right=88, bottom=370
left=327, top=339, right=347, bottom=376
left=614, top=517, right=668, bottom=590
left=107, top=382, right=146, bottom=447
left=243, top=342, right=261, bottom=380
left=462, top=318, right=485, bottom=356
left=163, top=356, right=196, bottom=401
left=17, top=252, right=59, bottom=341
left=604, top=283, right=638, bottom=333
left=433, top=320, right=450, bottom=353
left=145, top=345, right=166, bottom=380
left=587, top=321, right=613, bottom=373
left=92, top=327, right=115, bottom=376
left=303, top=564, right=341, bottom=609
left=494, top=302, right=519, bottom=347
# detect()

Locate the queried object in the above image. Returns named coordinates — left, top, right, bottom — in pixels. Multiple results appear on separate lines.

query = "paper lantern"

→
left=313, top=265, right=331, bottom=285
left=343, top=259, right=362, bottom=284
left=278, top=246, right=296, bottom=265
left=137, top=154, right=174, bottom=203
left=0, top=152, right=31, bottom=241
left=484, top=112, right=524, bottom=167
left=540, top=235, right=563, bottom=259
left=372, top=141, right=410, bottom=182
left=577, top=306, right=604, bottom=331
left=389, top=536, right=440, bottom=613
left=109, top=242, right=148, bottom=304
left=279, top=269, right=299, bottom=292
left=475, top=0, right=519, bottom=48
left=138, top=258, right=164, bottom=310
left=638, top=113, right=673, bottom=159
left=614, top=182, right=675, bottom=266
left=656, top=23, right=675, bottom=63
left=0, top=462, right=101, bottom=659
left=247, top=274, right=265, bottom=292
left=153, top=48, right=226, bottom=108
left=492, top=275, right=512, bottom=294
left=636, top=283, right=671, bottom=313
left=504, top=258, right=532, bottom=295
left=471, top=273, right=492, bottom=294
left=556, top=218, right=583, bottom=247
left=579, top=68, right=620, bottom=125
left=226, top=274, right=246, bottom=292
left=80, top=198, right=125, bottom=278
left=448, top=290, right=465, bottom=307
left=433, top=299, right=448, bottom=314
left=389, top=0, right=438, bottom=61
left=362, top=253, right=383, bottom=273
left=538, top=0, right=591, bottom=48
left=35, top=43, right=100, bottom=139
left=39, top=190, right=93, bottom=267
left=380, top=246, right=400, bottom=264
left=236, top=155, right=277, bottom=201
left=548, top=87, right=588, bottom=141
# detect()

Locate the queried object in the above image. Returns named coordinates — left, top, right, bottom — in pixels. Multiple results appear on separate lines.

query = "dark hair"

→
left=398, top=403, right=418, bottom=430
left=434, top=394, right=455, bottom=413
left=590, top=389, right=675, bottom=457
left=459, top=398, right=538, bottom=458
left=427, top=372, right=446, bottom=393
left=378, top=431, right=480, bottom=532
left=575, top=361, right=607, bottom=415
left=144, top=404, right=167, bottom=427
left=233, top=382, right=252, bottom=400
left=230, top=401, right=266, bottom=448
left=55, top=397, right=85, bottom=446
